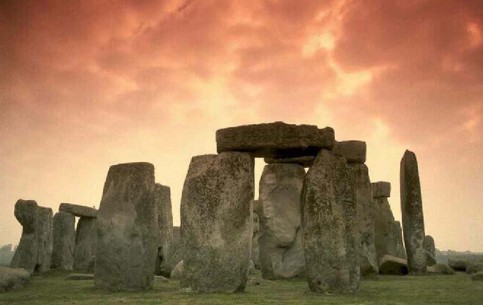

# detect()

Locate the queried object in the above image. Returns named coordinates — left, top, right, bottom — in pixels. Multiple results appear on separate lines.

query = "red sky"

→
left=1, top=0, right=482, bottom=251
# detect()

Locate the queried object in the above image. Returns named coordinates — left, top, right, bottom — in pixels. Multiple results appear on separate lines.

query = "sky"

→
left=0, top=0, right=482, bottom=252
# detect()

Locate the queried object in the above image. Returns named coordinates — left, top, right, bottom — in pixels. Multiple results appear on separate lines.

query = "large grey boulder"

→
left=216, top=122, right=335, bottom=158
left=350, top=163, right=378, bottom=276
left=51, top=212, right=75, bottom=270
left=378, top=255, right=408, bottom=275
left=180, top=152, right=254, bottom=292
left=423, top=235, right=436, bottom=266
left=74, top=217, right=97, bottom=271
left=333, top=141, right=366, bottom=164
left=258, top=163, right=305, bottom=280
left=154, top=184, right=173, bottom=277
left=448, top=258, right=468, bottom=272
left=94, top=162, right=158, bottom=291
left=0, top=266, right=30, bottom=292
left=11, top=200, right=53, bottom=273
left=59, top=203, right=97, bottom=218
left=427, top=263, right=454, bottom=275
left=400, top=150, right=427, bottom=274
left=301, top=149, right=359, bottom=294
left=471, top=272, right=483, bottom=281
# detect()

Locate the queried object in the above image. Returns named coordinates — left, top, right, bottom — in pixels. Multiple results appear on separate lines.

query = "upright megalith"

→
left=180, top=152, right=254, bottom=292
left=251, top=200, right=260, bottom=269
left=154, top=183, right=174, bottom=276
left=372, top=182, right=406, bottom=261
left=400, top=150, right=426, bottom=274
left=74, top=217, right=97, bottom=271
left=301, top=149, right=359, bottom=294
left=52, top=212, right=75, bottom=270
left=11, top=200, right=53, bottom=273
left=423, top=235, right=436, bottom=266
left=258, top=163, right=305, bottom=279
left=95, top=162, right=158, bottom=291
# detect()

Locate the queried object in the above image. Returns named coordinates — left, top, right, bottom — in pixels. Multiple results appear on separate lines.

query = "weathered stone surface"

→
left=59, top=203, right=97, bottom=218
left=170, top=260, right=183, bottom=280
left=11, top=200, right=53, bottom=273
left=0, top=266, right=30, bottom=292
left=393, top=221, right=407, bottom=259
left=400, top=150, right=426, bottom=274
left=372, top=182, right=391, bottom=198
left=427, top=263, right=455, bottom=275
left=65, top=273, right=94, bottom=280
left=258, top=163, right=306, bottom=280
left=466, top=262, right=483, bottom=274
left=74, top=217, right=97, bottom=272
left=472, top=271, right=483, bottom=281
left=52, top=212, right=75, bottom=270
left=166, top=226, right=183, bottom=276
left=351, top=163, right=378, bottom=276
left=448, top=258, right=468, bottom=272
left=264, top=156, right=315, bottom=168
left=155, top=275, right=168, bottom=282
left=250, top=200, right=260, bottom=269
left=301, top=149, right=359, bottom=294
left=95, top=162, right=158, bottom=291
left=180, top=152, right=254, bottom=292
left=154, top=184, right=173, bottom=277
left=216, top=122, right=335, bottom=158
left=423, top=235, right=436, bottom=266
left=378, top=255, right=408, bottom=275
left=333, top=141, right=366, bottom=164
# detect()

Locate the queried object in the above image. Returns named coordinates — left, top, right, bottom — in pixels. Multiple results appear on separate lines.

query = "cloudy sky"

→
left=1, top=0, right=482, bottom=251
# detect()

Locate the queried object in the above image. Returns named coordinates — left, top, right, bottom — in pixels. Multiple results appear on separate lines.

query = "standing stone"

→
left=166, top=226, right=183, bottom=276
left=51, top=212, right=75, bottom=270
left=11, top=200, right=53, bottom=273
left=301, top=149, right=359, bottom=294
left=74, top=217, right=97, bottom=272
left=251, top=200, right=260, bottom=269
left=154, top=183, right=173, bottom=277
left=423, top=235, right=436, bottom=266
left=180, top=152, right=254, bottom=292
left=258, top=163, right=305, bottom=279
left=400, top=150, right=426, bottom=274
left=373, top=182, right=407, bottom=261
left=350, top=163, right=378, bottom=276
left=95, top=162, right=158, bottom=291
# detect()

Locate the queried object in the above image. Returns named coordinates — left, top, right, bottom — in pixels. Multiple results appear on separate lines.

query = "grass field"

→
left=1, top=271, right=482, bottom=305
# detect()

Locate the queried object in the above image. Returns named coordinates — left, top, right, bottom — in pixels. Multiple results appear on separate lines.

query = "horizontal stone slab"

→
left=378, top=255, right=408, bottom=275
left=264, top=156, right=315, bottom=168
left=333, top=141, right=366, bottom=163
left=216, top=122, right=335, bottom=158
left=59, top=203, right=97, bottom=218
left=372, top=182, right=391, bottom=198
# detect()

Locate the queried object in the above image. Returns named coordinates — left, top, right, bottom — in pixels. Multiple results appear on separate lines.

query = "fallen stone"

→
left=448, top=258, right=468, bottom=272
left=52, top=212, right=76, bottom=270
left=170, top=260, right=183, bottom=280
left=154, top=183, right=173, bottom=277
left=155, top=275, right=169, bottom=282
left=423, top=235, right=436, bottom=267
left=400, top=150, right=426, bottom=274
left=466, top=262, right=483, bottom=274
left=301, top=149, right=359, bottom=294
left=372, top=182, right=391, bottom=198
left=264, top=156, right=315, bottom=168
left=216, top=122, right=335, bottom=158
left=65, top=273, right=94, bottom=280
left=73, top=217, right=97, bottom=272
left=180, top=152, right=254, bottom=292
left=333, top=141, right=366, bottom=164
left=95, top=162, right=158, bottom=291
left=471, top=272, right=483, bottom=281
left=427, top=264, right=455, bottom=275
left=59, top=203, right=97, bottom=218
left=378, top=255, right=409, bottom=275
left=351, top=163, right=378, bottom=276
left=0, top=266, right=30, bottom=292
left=258, top=163, right=306, bottom=280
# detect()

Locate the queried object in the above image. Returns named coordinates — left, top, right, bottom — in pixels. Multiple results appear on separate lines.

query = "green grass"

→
left=1, top=271, right=482, bottom=305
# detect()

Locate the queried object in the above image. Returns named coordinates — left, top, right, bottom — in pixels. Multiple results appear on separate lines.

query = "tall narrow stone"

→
left=258, top=163, right=305, bottom=279
left=180, top=152, right=254, bottom=292
left=95, top=162, right=158, bottom=291
left=154, top=183, right=174, bottom=276
left=74, top=217, right=97, bottom=271
left=11, top=200, right=53, bottom=273
left=400, top=150, right=426, bottom=274
left=301, top=149, right=359, bottom=294
left=51, top=212, right=75, bottom=270
left=423, top=235, right=436, bottom=266
left=251, top=200, right=260, bottom=269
